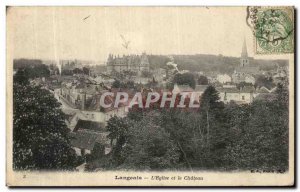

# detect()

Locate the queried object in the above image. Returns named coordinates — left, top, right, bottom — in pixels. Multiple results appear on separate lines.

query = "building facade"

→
left=232, top=39, right=259, bottom=84
left=106, top=52, right=150, bottom=74
left=217, top=74, right=232, bottom=84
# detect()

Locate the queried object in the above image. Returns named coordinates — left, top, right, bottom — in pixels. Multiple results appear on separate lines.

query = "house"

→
left=273, top=67, right=288, bottom=85
left=208, top=76, right=218, bottom=84
left=217, top=86, right=255, bottom=104
left=62, top=108, right=88, bottom=131
left=60, top=78, right=108, bottom=110
left=244, top=74, right=256, bottom=84
left=93, top=76, right=104, bottom=84
left=83, top=91, right=128, bottom=123
left=69, top=130, right=110, bottom=156
left=76, top=163, right=86, bottom=172
left=70, top=119, right=111, bottom=156
left=172, top=84, right=194, bottom=94
left=134, top=76, right=151, bottom=85
left=253, top=86, right=271, bottom=98
left=172, top=84, right=208, bottom=103
left=89, top=65, right=107, bottom=77
left=215, top=85, right=276, bottom=104
left=73, top=119, right=106, bottom=133
left=216, top=74, right=232, bottom=84
left=232, top=72, right=257, bottom=85
left=179, top=70, right=190, bottom=74
left=152, top=68, right=166, bottom=83
left=196, top=71, right=204, bottom=76
left=222, top=83, right=236, bottom=88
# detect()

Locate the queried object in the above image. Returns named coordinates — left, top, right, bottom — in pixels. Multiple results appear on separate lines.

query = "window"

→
left=242, top=96, right=245, bottom=100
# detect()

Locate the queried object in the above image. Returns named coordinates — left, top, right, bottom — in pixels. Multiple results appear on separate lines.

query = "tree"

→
left=255, top=75, right=275, bottom=89
left=112, top=80, right=121, bottom=88
left=61, top=69, right=73, bottom=76
left=14, top=64, right=50, bottom=83
left=198, top=86, right=229, bottom=168
left=13, top=59, right=43, bottom=69
left=83, top=67, right=90, bottom=75
left=199, top=86, right=222, bottom=144
left=141, top=70, right=153, bottom=78
left=237, top=82, right=253, bottom=90
left=111, top=80, right=135, bottom=89
left=23, top=64, right=50, bottom=79
left=225, top=100, right=288, bottom=171
left=73, top=68, right=83, bottom=74
left=197, top=75, right=208, bottom=85
left=106, top=116, right=133, bottom=165
left=13, top=83, right=79, bottom=170
left=14, top=70, right=29, bottom=85
left=125, top=81, right=135, bottom=89
left=275, top=83, right=289, bottom=108
left=172, top=73, right=196, bottom=89
left=120, top=113, right=180, bottom=170
left=225, top=85, right=289, bottom=171
left=160, top=109, right=203, bottom=170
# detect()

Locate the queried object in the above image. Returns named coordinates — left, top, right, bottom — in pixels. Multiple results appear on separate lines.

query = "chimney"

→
left=81, top=93, right=86, bottom=110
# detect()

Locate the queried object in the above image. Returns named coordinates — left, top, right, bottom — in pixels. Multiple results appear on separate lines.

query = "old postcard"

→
left=6, top=6, right=295, bottom=186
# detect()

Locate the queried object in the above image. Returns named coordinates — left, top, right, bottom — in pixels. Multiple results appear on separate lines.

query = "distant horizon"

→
left=13, top=52, right=289, bottom=66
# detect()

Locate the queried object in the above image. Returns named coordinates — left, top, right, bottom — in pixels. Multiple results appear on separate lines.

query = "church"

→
left=106, top=52, right=150, bottom=74
left=232, top=39, right=259, bottom=84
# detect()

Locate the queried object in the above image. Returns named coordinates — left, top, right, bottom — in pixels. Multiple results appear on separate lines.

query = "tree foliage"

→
left=96, top=84, right=289, bottom=172
left=120, top=113, right=180, bottom=170
left=255, top=75, right=275, bottom=89
left=172, top=73, right=196, bottom=89
left=13, top=83, right=79, bottom=170
left=14, top=64, right=50, bottom=84
left=225, top=84, right=289, bottom=171
left=106, top=116, right=133, bottom=166
left=111, top=80, right=135, bottom=89
left=197, top=75, right=208, bottom=85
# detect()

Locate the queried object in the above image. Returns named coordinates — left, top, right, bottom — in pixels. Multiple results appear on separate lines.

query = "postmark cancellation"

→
left=248, top=7, right=294, bottom=54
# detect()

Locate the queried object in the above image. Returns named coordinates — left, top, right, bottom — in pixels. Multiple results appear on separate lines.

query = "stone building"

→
left=232, top=39, right=259, bottom=84
left=106, top=52, right=150, bottom=74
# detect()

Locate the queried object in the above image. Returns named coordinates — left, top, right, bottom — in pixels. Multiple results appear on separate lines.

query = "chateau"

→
left=106, top=52, right=150, bottom=74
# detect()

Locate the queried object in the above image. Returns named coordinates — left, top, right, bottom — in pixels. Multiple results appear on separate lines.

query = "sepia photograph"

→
left=6, top=6, right=295, bottom=186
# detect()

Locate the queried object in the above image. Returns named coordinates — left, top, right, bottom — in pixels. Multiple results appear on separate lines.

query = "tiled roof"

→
left=256, top=87, right=270, bottom=93
left=73, top=119, right=106, bottom=132
left=240, top=86, right=255, bottom=92
left=86, top=92, right=126, bottom=112
left=235, top=66, right=259, bottom=74
left=69, top=131, right=109, bottom=150
left=194, top=85, right=208, bottom=92
left=217, top=85, right=256, bottom=93
left=216, top=87, right=240, bottom=93
left=176, top=85, right=194, bottom=92
left=75, top=83, right=85, bottom=89
left=84, top=85, right=98, bottom=95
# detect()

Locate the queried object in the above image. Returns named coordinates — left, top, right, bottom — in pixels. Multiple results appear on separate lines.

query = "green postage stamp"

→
left=247, top=7, right=294, bottom=54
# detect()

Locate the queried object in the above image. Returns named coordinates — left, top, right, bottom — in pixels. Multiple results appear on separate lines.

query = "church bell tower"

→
left=240, top=39, right=249, bottom=67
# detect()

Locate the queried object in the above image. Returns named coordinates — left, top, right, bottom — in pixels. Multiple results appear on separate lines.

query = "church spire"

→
left=241, top=38, right=248, bottom=58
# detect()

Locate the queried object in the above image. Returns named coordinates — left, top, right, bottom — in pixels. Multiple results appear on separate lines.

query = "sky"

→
left=7, top=7, right=258, bottom=63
